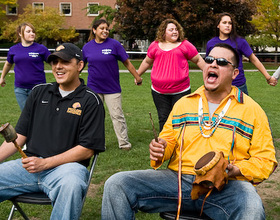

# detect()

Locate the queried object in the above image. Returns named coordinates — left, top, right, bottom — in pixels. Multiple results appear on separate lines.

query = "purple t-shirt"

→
left=206, top=37, right=253, bottom=87
left=7, top=42, right=50, bottom=89
left=82, top=38, right=129, bottom=94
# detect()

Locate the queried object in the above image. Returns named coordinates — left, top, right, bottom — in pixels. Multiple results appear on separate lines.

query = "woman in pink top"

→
left=138, top=19, right=205, bottom=131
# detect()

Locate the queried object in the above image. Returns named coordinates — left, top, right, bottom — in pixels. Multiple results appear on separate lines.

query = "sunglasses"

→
left=205, top=56, right=235, bottom=67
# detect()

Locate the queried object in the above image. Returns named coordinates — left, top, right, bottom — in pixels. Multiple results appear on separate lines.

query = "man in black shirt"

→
left=0, top=43, right=105, bottom=220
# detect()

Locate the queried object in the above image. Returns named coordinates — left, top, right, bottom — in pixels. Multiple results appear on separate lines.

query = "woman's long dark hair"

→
left=88, top=19, right=109, bottom=41
left=215, top=12, right=239, bottom=43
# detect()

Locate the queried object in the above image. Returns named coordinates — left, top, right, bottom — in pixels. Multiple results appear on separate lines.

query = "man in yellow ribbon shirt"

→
left=101, top=43, right=277, bottom=220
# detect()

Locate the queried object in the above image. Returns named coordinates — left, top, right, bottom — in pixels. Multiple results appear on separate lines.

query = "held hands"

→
left=22, top=157, right=47, bottom=173
left=0, top=78, right=6, bottom=87
left=149, top=138, right=167, bottom=161
left=134, top=77, right=143, bottom=86
left=267, top=76, right=277, bottom=86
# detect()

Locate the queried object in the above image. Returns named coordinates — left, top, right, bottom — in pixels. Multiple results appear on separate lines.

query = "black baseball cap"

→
left=47, top=43, right=83, bottom=63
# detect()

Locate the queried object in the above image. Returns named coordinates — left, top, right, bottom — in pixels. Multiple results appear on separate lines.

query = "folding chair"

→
left=160, top=211, right=212, bottom=220
left=7, top=152, right=99, bottom=220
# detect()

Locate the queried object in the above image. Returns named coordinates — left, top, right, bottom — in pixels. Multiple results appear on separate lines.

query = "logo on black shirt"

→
left=67, top=102, right=82, bottom=116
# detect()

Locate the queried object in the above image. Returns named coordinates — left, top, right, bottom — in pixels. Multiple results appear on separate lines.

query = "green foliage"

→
left=0, top=0, right=16, bottom=5
left=84, top=4, right=116, bottom=25
left=114, top=0, right=257, bottom=47
left=0, top=5, right=79, bottom=43
left=249, top=0, right=280, bottom=51
left=83, top=4, right=118, bottom=37
left=246, top=34, right=277, bottom=52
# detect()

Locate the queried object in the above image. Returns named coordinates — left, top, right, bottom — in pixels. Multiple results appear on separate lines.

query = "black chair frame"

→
left=7, top=153, right=99, bottom=220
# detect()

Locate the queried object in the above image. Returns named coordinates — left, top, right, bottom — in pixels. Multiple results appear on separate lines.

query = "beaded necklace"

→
left=198, top=97, right=231, bottom=138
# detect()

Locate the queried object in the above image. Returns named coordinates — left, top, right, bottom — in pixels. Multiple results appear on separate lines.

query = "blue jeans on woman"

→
left=0, top=159, right=89, bottom=220
left=237, top=83, right=249, bottom=95
left=14, top=87, right=32, bottom=111
left=101, top=169, right=265, bottom=220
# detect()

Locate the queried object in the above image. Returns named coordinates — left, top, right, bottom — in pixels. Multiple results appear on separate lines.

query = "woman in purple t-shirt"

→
left=137, top=19, right=205, bottom=131
left=0, top=22, right=50, bottom=111
left=206, top=12, right=277, bottom=95
left=82, top=19, right=142, bottom=151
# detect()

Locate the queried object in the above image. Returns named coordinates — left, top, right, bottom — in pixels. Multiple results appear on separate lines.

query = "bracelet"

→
left=267, top=76, right=272, bottom=82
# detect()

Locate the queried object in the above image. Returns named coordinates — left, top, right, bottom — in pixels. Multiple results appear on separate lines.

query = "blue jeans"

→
left=14, top=87, right=32, bottom=111
left=101, top=169, right=265, bottom=220
left=152, top=89, right=191, bottom=131
left=237, top=83, right=249, bottom=95
left=0, top=159, right=89, bottom=220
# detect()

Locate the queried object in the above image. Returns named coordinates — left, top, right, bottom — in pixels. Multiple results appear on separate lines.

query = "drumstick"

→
left=0, top=123, right=27, bottom=158
left=149, top=112, right=158, bottom=142
left=13, top=140, right=27, bottom=158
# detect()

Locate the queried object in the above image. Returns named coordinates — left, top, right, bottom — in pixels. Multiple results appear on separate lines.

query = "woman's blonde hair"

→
left=15, top=22, right=36, bottom=43
left=155, top=19, right=185, bottom=42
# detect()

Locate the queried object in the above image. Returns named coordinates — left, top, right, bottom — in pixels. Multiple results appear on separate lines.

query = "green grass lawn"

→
left=0, top=61, right=279, bottom=219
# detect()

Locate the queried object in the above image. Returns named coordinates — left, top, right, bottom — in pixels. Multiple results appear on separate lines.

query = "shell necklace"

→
left=198, top=97, right=231, bottom=138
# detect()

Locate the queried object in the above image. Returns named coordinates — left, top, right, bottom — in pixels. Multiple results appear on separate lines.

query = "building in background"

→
left=4, top=0, right=116, bottom=45
left=2, top=0, right=149, bottom=53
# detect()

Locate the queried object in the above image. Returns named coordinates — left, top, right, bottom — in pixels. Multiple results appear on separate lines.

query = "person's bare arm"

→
left=21, top=145, right=94, bottom=173
left=249, top=53, right=277, bottom=86
left=0, top=61, right=13, bottom=87
left=123, top=59, right=143, bottom=85
left=137, top=56, right=154, bottom=76
left=190, top=54, right=206, bottom=71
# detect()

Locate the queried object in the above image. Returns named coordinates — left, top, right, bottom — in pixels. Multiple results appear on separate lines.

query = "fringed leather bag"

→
left=191, top=151, right=229, bottom=215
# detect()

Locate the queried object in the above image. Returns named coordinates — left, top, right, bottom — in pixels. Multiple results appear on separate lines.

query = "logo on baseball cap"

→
left=47, top=43, right=83, bottom=63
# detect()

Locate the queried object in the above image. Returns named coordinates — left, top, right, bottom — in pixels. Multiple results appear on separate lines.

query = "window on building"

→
left=115, top=3, right=120, bottom=10
left=33, top=2, right=44, bottom=14
left=87, top=3, right=99, bottom=16
left=6, top=5, right=17, bottom=15
left=60, top=3, right=71, bottom=16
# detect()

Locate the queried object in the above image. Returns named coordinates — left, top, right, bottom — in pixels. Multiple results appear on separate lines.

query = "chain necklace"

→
left=198, top=97, right=231, bottom=138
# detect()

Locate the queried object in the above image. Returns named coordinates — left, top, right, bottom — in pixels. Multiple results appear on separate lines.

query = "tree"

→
left=114, top=0, right=257, bottom=48
left=85, top=4, right=116, bottom=24
left=248, top=0, right=280, bottom=52
left=246, top=34, right=274, bottom=52
left=0, top=5, right=79, bottom=43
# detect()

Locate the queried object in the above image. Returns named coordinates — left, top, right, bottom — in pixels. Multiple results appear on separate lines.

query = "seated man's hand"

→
left=22, top=157, right=47, bottom=173
left=227, top=163, right=242, bottom=178
left=149, top=138, right=167, bottom=161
